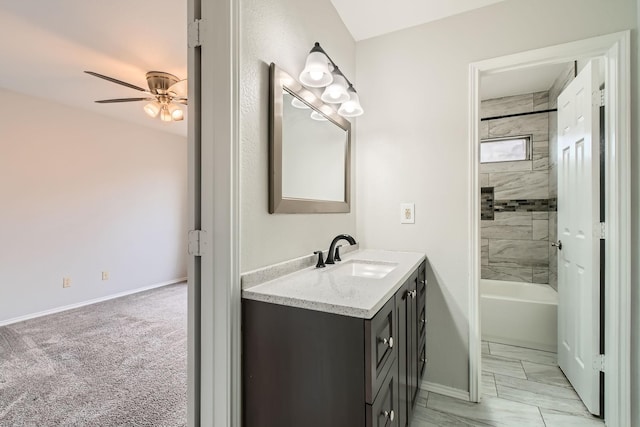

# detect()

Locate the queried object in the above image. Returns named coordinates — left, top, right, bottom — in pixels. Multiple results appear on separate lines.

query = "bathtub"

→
left=480, top=279, right=558, bottom=352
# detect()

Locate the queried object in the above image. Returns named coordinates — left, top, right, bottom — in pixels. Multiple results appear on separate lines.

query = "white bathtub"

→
left=480, top=279, right=558, bottom=352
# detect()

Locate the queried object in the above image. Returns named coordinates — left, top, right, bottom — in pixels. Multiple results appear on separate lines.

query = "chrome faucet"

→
left=326, top=234, right=357, bottom=264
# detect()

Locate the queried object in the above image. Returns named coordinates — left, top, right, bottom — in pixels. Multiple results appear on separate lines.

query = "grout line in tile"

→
left=520, top=359, right=529, bottom=380
left=491, top=373, right=498, bottom=397
left=426, top=406, right=496, bottom=427
left=486, top=340, right=557, bottom=355
left=538, top=407, right=548, bottom=427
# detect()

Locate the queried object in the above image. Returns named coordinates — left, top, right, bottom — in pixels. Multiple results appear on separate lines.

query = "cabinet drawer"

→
left=366, top=359, right=399, bottom=427
left=365, top=296, right=397, bottom=404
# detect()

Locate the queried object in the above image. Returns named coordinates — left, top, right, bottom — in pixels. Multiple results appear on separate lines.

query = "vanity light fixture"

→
left=310, top=110, right=328, bottom=121
left=291, top=96, right=310, bottom=109
left=299, top=42, right=364, bottom=117
left=338, top=85, right=364, bottom=117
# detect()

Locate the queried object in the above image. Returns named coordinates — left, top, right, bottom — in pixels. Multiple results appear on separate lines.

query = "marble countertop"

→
left=242, top=249, right=426, bottom=319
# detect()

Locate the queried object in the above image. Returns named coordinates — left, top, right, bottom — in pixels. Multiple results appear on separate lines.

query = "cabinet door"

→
left=417, top=261, right=427, bottom=383
left=407, top=271, right=419, bottom=409
left=366, top=359, right=399, bottom=427
left=395, top=281, right=408, bottom=427
left=365, top=296, right=397, bottom=404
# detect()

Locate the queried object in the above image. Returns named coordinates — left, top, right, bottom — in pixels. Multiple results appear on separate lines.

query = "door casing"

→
left=468, top=31, right=631, bottom=427
left=187, top=0, right=242, bottom=425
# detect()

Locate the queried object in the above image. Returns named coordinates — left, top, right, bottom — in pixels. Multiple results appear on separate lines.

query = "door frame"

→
left=187, top=0, right=241, bottom=425
left=467, top=31, right=631, bottom=426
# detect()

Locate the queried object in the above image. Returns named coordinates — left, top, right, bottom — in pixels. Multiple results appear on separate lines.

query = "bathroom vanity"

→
left=242, top=250, right=427, bottom=427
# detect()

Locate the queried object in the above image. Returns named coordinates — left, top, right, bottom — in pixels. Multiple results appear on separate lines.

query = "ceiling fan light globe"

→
left=160, top=105, right=173, bottom=122
left=168, top=104, right=184, bottom=121
left=144, top=101, right=161, bottom=118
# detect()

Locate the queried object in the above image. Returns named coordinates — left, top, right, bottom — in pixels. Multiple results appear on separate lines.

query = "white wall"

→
left=0, top=88, right=187, bottom=324
left=240, top=0, right=356, bottom=272
left=355, top=0, right=637, bottom=392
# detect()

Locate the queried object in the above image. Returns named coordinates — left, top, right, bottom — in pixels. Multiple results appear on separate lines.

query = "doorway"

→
left=475, top=58, right=604, bottom=423
left=468, top=31, right=632, bottom=427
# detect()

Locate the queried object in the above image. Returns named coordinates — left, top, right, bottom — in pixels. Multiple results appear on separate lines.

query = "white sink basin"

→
left=331, top=260, right=398, bottom=279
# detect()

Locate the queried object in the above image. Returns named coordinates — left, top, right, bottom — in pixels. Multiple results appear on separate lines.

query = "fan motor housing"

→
left=146, top=71, right=179, bottom=95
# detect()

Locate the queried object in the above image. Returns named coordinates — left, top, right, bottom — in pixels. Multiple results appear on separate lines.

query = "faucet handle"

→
left=314, top=251, right=326, bottom=268
left=334, top=245, right=342, bottom=262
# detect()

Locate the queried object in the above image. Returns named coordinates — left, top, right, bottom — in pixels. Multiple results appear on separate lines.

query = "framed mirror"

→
left=269, top=63, right=351, bottom=213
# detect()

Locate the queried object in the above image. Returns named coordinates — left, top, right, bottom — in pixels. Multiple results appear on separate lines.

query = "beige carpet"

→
left=0, top=283, right=187, bottom=426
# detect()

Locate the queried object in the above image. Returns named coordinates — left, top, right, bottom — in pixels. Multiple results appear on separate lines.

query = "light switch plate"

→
left=400, top=203, right=415, bottom=224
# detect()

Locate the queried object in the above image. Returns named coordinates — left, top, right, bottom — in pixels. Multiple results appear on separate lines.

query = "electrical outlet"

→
left=62, top=277, right=71, bottom=288
left=102, top=271, right=109, bottom=281
left=400, top=203, right=415, bottom=224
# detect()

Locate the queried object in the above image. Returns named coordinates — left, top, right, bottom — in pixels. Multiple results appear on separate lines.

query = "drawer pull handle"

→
left=382, top=410, right=395, bottom=421
left=420, top=317, right=426, bottom=325
left=420, top=280, right=426, bottom=285
left=421, top=357, right=427, bottom=364
left=408, top=290, right=417, bottom=299
left=380, top=337, right=394, bottom=348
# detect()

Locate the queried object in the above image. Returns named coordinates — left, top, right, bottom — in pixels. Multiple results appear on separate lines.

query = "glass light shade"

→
left=168, top=104, right=184, bottom=121
left=160, top=105, right=172, bottom=122
left=338, top=89, right=364, bottom=117
left=321, top=73, right=349, bottom=104
left=299, top=51, right=333, bottom=87
left=144, top=101, right=161, bottom=118
left=291, top=97, right=310, bottom=109
left=310, top=110, right=328, bottom=121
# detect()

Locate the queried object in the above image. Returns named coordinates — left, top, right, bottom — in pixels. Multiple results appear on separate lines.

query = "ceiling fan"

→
left=85, top=71, right=188, bottom=122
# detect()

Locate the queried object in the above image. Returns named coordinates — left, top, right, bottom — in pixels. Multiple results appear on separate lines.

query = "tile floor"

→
left=411, top=342, right=605, bottom=426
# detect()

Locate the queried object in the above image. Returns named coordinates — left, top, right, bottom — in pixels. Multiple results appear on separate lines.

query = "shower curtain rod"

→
left=480, top=108, right=558, bottom=122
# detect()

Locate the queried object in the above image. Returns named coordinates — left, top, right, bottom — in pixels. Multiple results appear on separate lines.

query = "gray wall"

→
left=355, top=0, right=637, bottom=394
left=0, top=88, right=187, bottom=324
left=240, top=0, right=356, bottom=272
left=480, top=92, right=551, bottom=285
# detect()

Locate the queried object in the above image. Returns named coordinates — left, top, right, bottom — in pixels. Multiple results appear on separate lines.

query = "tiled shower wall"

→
left=480, top=92, right=551, bottom=284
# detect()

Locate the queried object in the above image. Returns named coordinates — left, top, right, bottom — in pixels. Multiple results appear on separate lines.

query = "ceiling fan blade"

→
left=174, top=99, right=188, bottom=105
left=95, top=97, right=155, bottom=103
left=85, top=71, right=148, bottom=92
left=168, top=79, right=188, bottom=98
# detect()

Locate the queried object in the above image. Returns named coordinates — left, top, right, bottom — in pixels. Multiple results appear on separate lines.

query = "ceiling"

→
left=480, top=62, right=573, bottom=100
left=0, top=2, right=187, bottom=136
left=330, top=0, right=506, bottom=41
left=0, top=1, right=567, bottom=135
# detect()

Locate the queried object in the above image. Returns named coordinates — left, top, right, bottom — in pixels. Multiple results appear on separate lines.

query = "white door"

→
left=556, top=60, right=601, bottom=415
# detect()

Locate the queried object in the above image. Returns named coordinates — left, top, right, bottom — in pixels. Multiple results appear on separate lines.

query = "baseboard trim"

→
left=421, top=380, right=471, bottom=402
left=0, top=278, right=187, bottom=327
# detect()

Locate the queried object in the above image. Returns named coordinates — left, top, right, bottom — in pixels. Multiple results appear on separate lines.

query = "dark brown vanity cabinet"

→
left=242, top=263, right=426, bottom=427
left=395, top=261, right=427, bottom=427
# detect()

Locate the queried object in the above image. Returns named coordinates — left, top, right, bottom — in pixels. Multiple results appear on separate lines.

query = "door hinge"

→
left=594, top=354, right=606, bottom=372
left=600, top=222, right=606, bottom=239
left=188, top=230, right=207, bottom=256
left=188, top=19, right=203, bottom=48
left=593, top=89, right=605, bottom=107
